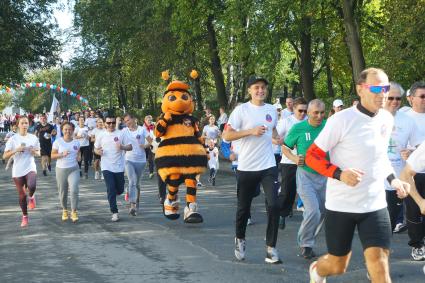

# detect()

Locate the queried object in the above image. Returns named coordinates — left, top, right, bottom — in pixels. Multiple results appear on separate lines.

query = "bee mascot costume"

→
left=154, top=80, right=208, bottom=223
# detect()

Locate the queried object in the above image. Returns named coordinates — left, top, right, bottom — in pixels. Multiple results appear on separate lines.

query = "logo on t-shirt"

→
left=136, top=134, right=141, bottom=140
left=73, top=145, right=78, bottom=151
left=265, top=114, right=272, bottom=122
left=183, top=118, right=192, bottom=127
left=114, top=137, right=119, bottom=142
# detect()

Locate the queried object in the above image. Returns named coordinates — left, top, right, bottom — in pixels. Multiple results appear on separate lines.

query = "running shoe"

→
left=94, top=171, right=100, bottom=180
left=129, top=207, right=137, bottom=216
left=124, top=192, right=129, bottom=202
left=247, top=218, right=253, bottom=225
left=411, top=246, right=425, bottom=261
left=21, top=215, right=28, bottom=227
left=183, top=202, right=203, bottom=223
left=149, top=173, right=154, bottom=179
left=197, top=181, right=203, bottom=187
left=265, top=247, right=282, bottom=264
left=43, top=170, right=47, bottom=176
left=111, top=213, right=120, bottom=222
left=234, top=238, right=246, bottom=261
left=297, top=206, right=305, bottom=212
left=48, top=164, right=51, bottom=172
left=71, top=211, right=79, bottom=223
left=28, top=196, right=36, bottom=210
left=309, top=261, right=326, bottom=283
left=300, top=247, right=316, bottom=259
left=62, top=210, right=69, bottom=221
left=393, top=223, right=407, bottom=233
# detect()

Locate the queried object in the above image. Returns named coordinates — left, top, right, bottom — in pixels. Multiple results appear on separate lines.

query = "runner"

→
left=123, top=113, right=152, bottom=215
left=223, top=75, right=282, bottom=264
left=94, top=115, right=132, bottom=222
left=90, top=118, right=106, bottom=180
left=75, top=116, right=90, bottom=179
left=305, top=68, right=410, bottom=283
left=3, top=116, right=40, bottom=227
left=51, top=122, right=81, bottom=222
left=281, top=99, right=327, bottom=259
left=35, top=114, right=56, bottom=176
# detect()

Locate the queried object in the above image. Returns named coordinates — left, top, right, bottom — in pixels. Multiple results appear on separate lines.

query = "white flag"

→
left=48, top=96, right=60, bottom=123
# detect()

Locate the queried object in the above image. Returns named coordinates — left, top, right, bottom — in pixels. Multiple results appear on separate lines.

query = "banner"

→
left=48, top=96, right=60, bottom=122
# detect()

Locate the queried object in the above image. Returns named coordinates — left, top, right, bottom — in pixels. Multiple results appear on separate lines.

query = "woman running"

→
left=123, top=113, right=152, bottom=215
left=3, top=116, right=40, bottom=227
left=75, top=116, right=90, bottom=178
left=51, top=122, right=81, bottom=222
left=90, top=118, right=106, bottom=180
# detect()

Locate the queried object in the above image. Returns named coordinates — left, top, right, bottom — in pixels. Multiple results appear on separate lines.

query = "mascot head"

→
left=162, top=80, right=194, bottom=115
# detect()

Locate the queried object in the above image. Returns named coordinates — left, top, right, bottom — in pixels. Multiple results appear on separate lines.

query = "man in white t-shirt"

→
left=94, top=115, right=132, bottom=222
left=403, top=81, right=425, bottom=261
left=305, top=68, right=410, bottom=283
left=383, top=82, right=421, bottom=236
left=276, top=97, right=307, bottom=230
left=223, top=75, right=282, bottom=264
left=402, top=141, right=425, bottom=213
left=281, top=97, right=294, bottom=119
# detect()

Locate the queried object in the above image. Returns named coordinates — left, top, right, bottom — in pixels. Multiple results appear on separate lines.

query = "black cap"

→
left=247, top=75, right=269, bottom=88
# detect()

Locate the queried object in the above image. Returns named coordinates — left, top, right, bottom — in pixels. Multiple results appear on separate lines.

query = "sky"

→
left=53, top=0, right=77, bottom=64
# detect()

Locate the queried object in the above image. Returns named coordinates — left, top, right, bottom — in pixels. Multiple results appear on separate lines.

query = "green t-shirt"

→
left=284, top=120, right=327, bottom=174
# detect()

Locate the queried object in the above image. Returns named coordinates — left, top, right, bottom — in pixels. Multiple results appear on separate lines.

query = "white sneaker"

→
left=94, top=171, right=100, bottom=180
left=111, top=213, right=119, bottom=222
left=297, top=206, right=305, bottom=212
left=183, top=202, right=203, bottom=223
left=265, top=247, right=282, bottom=264
left=101, top=173, right=104, bottom=180
left=411, top=246, right=425, bottom=261
left=247, top=218, right=253, bottom=225
left=234, top=238, right=246, bottom=261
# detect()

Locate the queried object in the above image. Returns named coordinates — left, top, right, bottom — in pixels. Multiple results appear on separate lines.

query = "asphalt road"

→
left=0, top=159, right=424, bottom=283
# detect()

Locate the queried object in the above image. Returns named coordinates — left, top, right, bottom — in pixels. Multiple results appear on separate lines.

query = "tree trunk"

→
left=341, top=0, right=365, bottom=82
left=300, top=3, right=315, bottom=101
left=206, top=14, right=227, bottom=107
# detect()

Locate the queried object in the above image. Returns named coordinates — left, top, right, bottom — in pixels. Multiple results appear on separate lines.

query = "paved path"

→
left=0, top=160, right=424, bottom=282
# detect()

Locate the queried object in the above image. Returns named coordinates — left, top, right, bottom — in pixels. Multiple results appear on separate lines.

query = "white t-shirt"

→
left=85, top=117, right=97, bottom=135
left=5, top=133, right=40, bottom=178
left=202, top=124, right=220, bottom=141
left=314, top=106, right=394, bottom=213
left=217, top=113, right=228, bottom=126
left=227, top=102, right=277, bottom=171
left=52, top=138, right=80, bottom=169
left=281, top=108, right=293, bottom=119
left=208, top=147, right=219, bottom=170
left=123, top=126, right=149, bottom=163
left=75, top=126, right=89, bottom=147
left=385, top=111, right=421, bottom=190
left=276, top=115, right=304, bottom=164
left=94, top=130, right=131, bottom=173
left=407, top=141, right=425, bottom=173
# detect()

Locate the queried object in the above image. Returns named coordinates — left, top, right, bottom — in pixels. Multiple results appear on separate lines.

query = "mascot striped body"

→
left=154, top=81, right=207, bottom=223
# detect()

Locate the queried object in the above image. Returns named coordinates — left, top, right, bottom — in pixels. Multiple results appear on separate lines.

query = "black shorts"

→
left=325, top=208, right=391, bottom=256
left=93, top=153, right=101, bottom=160
left=40, top=142, right=52, bottom=156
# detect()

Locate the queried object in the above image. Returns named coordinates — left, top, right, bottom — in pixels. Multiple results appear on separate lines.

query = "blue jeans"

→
left=296, top=168, right=326, bottom=248
left=125, top=161, right=146, bottom=203
left=102, top=170, right=125, bottom=213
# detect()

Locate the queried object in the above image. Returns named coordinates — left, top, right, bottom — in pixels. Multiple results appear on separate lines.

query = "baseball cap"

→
left=333, top=99, right=344, bottom=108
left=247, top=75, right=269, bottom=88
left=406, top=89, right=411, bottom=97
left=275, top=104, right=283, bottom=110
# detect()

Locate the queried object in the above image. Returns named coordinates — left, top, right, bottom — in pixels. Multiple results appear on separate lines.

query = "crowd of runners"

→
left=1, top=67, right=425, bottom=282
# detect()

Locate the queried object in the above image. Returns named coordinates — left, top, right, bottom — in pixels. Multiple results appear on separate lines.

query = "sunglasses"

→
left=387, top=97, right=402, bottom=101
left=105, top=121, right=116, bottom=125
left=362, top=84, right=390, bottom=94
left=414, top=94, right=425, bottom=99
left=298, top=109, right=307, bottom=113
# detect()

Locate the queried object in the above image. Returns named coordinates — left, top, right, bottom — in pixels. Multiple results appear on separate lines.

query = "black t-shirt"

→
left=36, top=123, right=54, bottom=144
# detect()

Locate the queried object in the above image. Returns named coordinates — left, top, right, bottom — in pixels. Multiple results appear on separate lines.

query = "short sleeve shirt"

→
left=123, top=126, right=149, bottom=163
left=5, top=133, right=40, bottom=177
left=284, top=120, right=326, bottom=174
left=52, top=138, right=80, bottom=169
left=94, top=129, right=131, bottom=173
left=227, top=102, right=277, bottom=171
left=407, top=141, right=425, bottom=173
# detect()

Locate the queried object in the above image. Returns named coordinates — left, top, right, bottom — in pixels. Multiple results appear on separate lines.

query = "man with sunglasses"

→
left=281, top=99, right=327, bottom=259
left=94, top=115, right=132, bottom=222
left=305, top=68, right=410, bottom=283
left=383, top=82, right=421, bottom=237
left=276, top=97, right=307, bottom=230
left=403, top=81, right=425, bottom=261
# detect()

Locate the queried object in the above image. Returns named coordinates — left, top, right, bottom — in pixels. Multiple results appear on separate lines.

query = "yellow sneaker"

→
left=62, top=210, right=69, bottom=221
left=71, top=211, right=79, bottom=223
